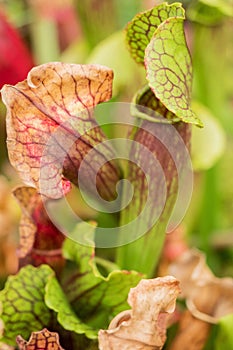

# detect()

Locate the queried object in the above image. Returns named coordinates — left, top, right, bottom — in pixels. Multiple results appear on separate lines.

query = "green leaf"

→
left=56, top=231, right=142, bottom=333
left=0, top=265, right=54, bottom=345
left=215, top=314, right=233, bottom=350
left=126, top=2, right=184, bottom=64
left=126, top=3, right=202, bottom=126
left=45, top=276, right=97, bottom=339
left=145, top=17, right=202, bottom=126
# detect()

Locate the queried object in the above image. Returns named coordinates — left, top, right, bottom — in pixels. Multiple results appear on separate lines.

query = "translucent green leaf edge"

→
left=0, top=265, right=54, bottom=346
left=44, top=227, right=100, bottom=339
left=59, top=236, right=143, bottom=330
left=62, top=235, right=143, bottom=282
left=45, top=276, right=97, bottom=340
left=145, top=17, right=203, bottom=127
left=126, top=2, right=185, bottom=64
left=0, top=232, right=142, bottom=344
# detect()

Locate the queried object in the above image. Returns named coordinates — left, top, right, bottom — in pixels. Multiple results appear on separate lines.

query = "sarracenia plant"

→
left=0, top=2, right=203, bottom=349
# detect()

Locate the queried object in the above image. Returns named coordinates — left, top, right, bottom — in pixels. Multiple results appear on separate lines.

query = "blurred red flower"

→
left=0, top=11, right=34, bottom=89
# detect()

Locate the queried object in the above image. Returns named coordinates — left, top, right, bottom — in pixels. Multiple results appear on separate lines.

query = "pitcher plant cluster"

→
left=0, top=2, right=233, bottom=350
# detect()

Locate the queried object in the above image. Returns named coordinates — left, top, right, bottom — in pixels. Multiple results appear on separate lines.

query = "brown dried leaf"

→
left=2, top=62, right=120, bottom=200
left=169, top=249, right=233, bottom=323
left=169, top=310, right=211, bottom=350
left=98, top=276, right=180, bottom=350
left=167, top=249, right=233, bottom=350
left=16, top=328, right=65, bottom=350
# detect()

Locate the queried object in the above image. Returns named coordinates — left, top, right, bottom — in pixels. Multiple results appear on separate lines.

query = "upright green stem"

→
left=30, top=12, right=60, bottom=64
left=75, top=0, right=117, bottom=50
left=116, top=121, right=191, bottom=277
